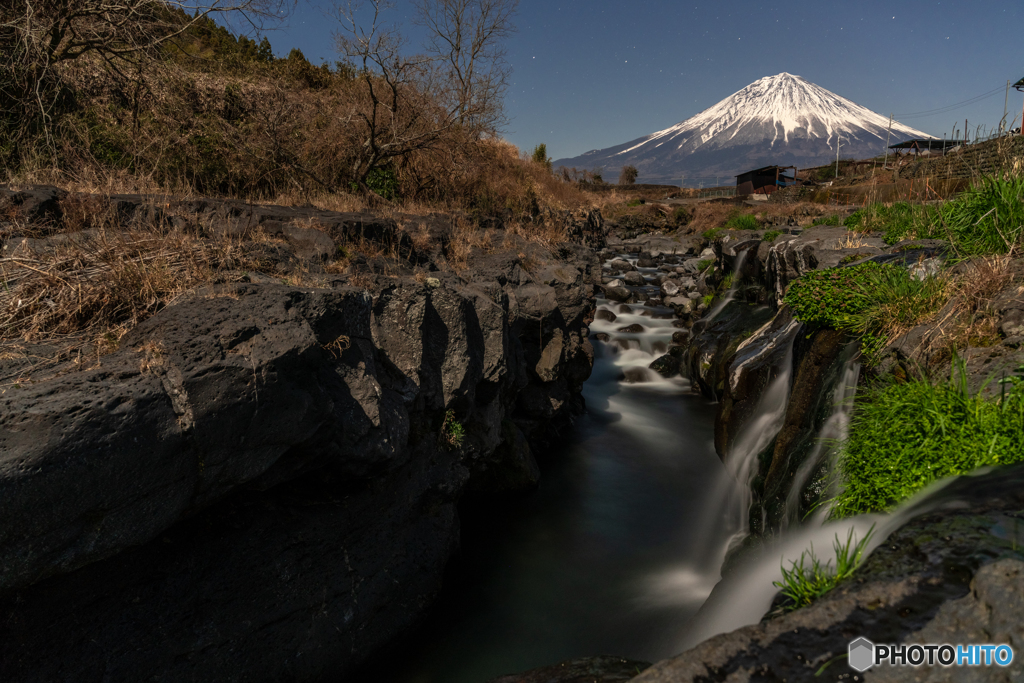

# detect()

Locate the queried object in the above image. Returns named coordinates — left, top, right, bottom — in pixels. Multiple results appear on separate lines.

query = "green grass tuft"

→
left=762, top=229, right=782, bottom=242
left=724, top=213, right=760, bottom=230
left=832, top=361, right=1024, bottom=517
left=772, top=526, right=874, bottom=611
left=938, top=175, right=1024, bottom=255
left=696, top=258, right=715, bottom=272
left=440, top=409, right=465, bottom=450
left=842, top=177, right=1024, bottom=256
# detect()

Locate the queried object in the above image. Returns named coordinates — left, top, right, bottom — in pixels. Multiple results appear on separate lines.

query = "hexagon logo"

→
left=849, top=637, right=875, bottom=672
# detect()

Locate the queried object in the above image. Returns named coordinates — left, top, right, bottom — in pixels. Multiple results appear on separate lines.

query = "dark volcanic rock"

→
left=489, top=656, right=651, bottom=683
left=603, top=285, right=632, bottom=302
left=0, top=459, right=461, bottom=683
left=622, top=270, right=646, bottom=287
left=649, top=354, right=681, bottom=378
left=0, top=189, right=599, bottom=682
left=0, top=185, right=67, bottom=225
left=0, top=285, right=383, bottom=594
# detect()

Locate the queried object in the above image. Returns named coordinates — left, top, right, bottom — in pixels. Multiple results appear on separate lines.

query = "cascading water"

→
left=679, top=474, right=962, bottom=651
left=371, top=250, right=955, bottom=682
left=721, top=318, right=800, bottom=536
left=782, top=357, right=860, bottom=528
left=375, top=253, right=739, bottom=682
left=704, top=248, right=749, bottom=323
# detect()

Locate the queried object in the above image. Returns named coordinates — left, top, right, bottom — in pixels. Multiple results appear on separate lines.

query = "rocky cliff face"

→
left=0, top=187, right=603, bottom=682
left=680, top=225, right=1024, bottom=538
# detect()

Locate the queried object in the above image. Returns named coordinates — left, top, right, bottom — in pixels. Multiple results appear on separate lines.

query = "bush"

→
left=532, top=143, right=552, bottom=171
left=832, top=362, right=1024, bottom=517
left=364, top=167, right=399, bottom=201
left=724, top=213, right=759, bottom=230
left=619, top=165, right=638, bottom=185
left=784, top=262, right=890, bottom=329
left=784, top=261, right=946, bottom=348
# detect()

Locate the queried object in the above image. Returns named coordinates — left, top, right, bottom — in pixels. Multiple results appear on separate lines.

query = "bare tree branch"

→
left=331, top=0, right=516, bottom=194
left=1, top=0, right=288, bottom=166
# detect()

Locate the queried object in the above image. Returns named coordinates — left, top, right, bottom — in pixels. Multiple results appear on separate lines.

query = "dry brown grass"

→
left=836, top=232, right=869, bottom=249
left=0, top=198, right=289, bottom=358
left=911, top=256, right=1016, bottom=362
left=503, top=219, right=568, bottom=250
left=1, top=229, right=214, bottom=345
left=686, top=203, right=746, bottom=234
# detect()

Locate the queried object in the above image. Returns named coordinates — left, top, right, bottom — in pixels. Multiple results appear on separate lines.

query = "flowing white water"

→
left=782, top=357, right=860, bottom=528
left=639, top=318, right=800, bottom=619
left=704, top=248, right=749, bottom=323
left=377, top=252, right=950, bottom=682
left=679, top=474, right=963, bottom=651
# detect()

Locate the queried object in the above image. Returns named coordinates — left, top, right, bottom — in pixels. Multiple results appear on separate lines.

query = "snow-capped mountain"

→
left=552, top=73, right=932, bottom=183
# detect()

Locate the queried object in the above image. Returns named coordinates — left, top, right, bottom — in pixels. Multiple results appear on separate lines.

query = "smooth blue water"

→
left=376, top=302, right=738, bottom=683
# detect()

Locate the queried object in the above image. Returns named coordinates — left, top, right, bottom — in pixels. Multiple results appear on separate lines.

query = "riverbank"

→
left=0, top=185, right=601, bottom=681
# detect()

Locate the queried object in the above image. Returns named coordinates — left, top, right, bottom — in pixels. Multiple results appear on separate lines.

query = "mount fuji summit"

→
left=552, top=73, right=932, bottom=183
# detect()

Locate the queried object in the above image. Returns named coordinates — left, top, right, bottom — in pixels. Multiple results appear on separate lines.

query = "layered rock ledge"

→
left=0, top=187, right=602, bottom=681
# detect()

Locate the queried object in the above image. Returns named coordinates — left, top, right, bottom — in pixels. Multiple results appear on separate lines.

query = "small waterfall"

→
left=652, top=318, right=800, bottom=606
left=589, top=298, right=682, bottom=386
left=782, top=356, right=860, bottom=529
left=722, top=318, right=801, bottom=535
left=704, top=248, right=749, bottom=323
left=679, top=475, right=962, bottom=651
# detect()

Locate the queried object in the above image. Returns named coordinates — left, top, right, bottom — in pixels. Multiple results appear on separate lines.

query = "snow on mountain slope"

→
left=553, top=73, right=932, bottom=182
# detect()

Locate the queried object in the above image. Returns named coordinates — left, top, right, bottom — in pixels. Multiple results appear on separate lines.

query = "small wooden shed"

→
left=735, top=166, right=797, bottom=195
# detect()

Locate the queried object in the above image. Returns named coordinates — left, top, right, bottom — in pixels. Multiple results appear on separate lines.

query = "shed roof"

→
left=734, top=165, right=796, bottom=177
left=1014, top=76, right=1024, bottom=90
left=889, top=139, right=949, bottom=151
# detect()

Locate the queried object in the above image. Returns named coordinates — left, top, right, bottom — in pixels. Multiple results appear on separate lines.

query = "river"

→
left=373, top=287, right=747, bottom=682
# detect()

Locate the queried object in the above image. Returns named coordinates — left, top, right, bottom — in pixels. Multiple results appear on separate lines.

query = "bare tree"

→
left=1, top=0, right=286, bottom=163
left=413, top=0, right=517, bottom=130
left=619, top=165, right=637, bottom=185
left=333, top=0, right=517, bottom=192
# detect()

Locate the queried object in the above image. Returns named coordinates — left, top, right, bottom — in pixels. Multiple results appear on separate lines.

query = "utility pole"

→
left=835, top=134, right=843, bottom=179
left=883, top=113, right=893, bottom=168
left=1004, top=80, right=1010, bottom=134
left=1017, top=78, right=1024, bottom=136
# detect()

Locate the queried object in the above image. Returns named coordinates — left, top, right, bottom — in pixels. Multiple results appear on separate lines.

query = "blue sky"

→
left=261, top=0, right=1024, bottom=160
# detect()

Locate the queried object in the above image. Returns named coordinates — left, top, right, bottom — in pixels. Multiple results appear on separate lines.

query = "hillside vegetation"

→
left=1, top=0, right=588, bottom=219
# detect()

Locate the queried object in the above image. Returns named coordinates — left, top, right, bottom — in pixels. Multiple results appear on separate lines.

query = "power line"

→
left=895, top=85, right=1007, bottom=119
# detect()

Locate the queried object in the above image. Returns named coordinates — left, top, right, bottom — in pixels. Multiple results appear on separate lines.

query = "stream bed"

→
left=374, top=288, right=746, bottom=682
